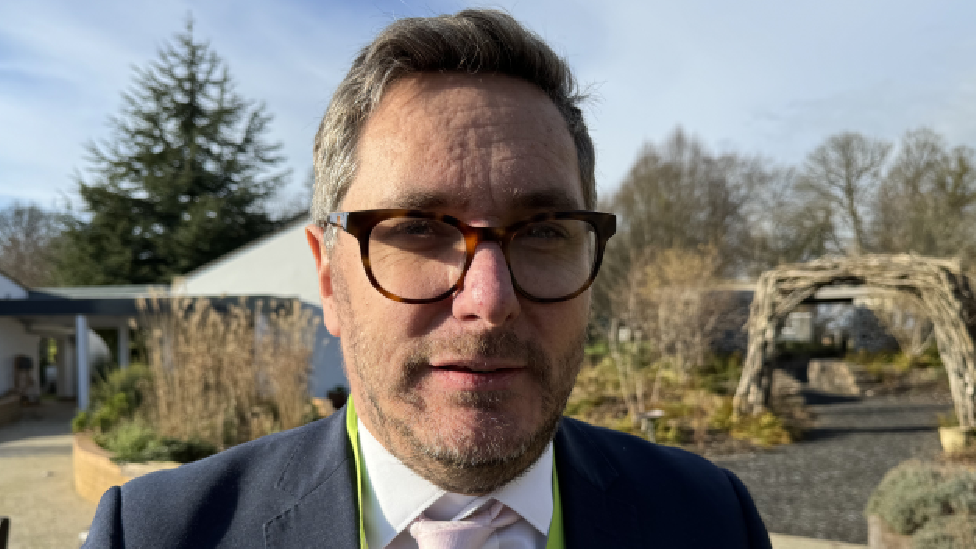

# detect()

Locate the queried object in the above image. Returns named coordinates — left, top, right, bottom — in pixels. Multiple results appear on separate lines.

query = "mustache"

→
left=397, top=330, right=550, bottom=387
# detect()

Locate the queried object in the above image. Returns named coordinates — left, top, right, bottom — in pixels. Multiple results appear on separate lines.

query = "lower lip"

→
left=429, top=368, right=523, bottom=390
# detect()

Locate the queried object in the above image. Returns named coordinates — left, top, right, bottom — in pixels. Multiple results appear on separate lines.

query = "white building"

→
left=0, top=219, right=345, bottom=413
left=0, top=271, right=116, bottom=410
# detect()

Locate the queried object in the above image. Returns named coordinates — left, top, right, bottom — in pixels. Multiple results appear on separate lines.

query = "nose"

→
left=452, top=242, right=520, bottom=326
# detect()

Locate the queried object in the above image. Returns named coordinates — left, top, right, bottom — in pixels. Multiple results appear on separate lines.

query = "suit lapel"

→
left=264, top=409, right=361, bottom=549
left=554, top=418, right=643, bottom=548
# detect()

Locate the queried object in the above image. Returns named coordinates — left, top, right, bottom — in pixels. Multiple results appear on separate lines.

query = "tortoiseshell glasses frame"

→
left=321, top=209, right=617, bottom=304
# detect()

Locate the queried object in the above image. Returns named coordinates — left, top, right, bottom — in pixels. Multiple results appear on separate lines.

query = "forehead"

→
left=343, top=73, right=583, bottom=216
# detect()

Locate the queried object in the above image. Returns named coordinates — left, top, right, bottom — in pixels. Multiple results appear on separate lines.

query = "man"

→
left=85, top=10, right=771, bottom=548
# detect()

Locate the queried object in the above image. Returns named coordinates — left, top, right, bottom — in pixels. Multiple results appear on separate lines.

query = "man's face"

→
left=307, top=73, right=589, bottom=494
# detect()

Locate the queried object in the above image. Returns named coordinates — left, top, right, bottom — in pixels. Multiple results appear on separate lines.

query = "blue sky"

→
left=2, top=0, right=975, bottom=213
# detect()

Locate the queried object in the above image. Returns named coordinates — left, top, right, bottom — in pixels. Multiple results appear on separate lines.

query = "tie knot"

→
left=409, top=500, right=519, bottom=549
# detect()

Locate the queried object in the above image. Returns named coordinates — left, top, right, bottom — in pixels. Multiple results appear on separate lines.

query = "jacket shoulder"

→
left=555, top=416, right=771, bottom=548
left=88, top=411, right=352, bottom=548
left=557, top=415, right=730, bottom=483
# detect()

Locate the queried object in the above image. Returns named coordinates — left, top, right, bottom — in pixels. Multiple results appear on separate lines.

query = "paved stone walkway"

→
left=0, top=400, right=96, bottom=549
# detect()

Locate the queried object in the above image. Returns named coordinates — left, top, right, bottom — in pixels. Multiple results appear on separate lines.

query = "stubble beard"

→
left=335, top=273, right=584, bottom=494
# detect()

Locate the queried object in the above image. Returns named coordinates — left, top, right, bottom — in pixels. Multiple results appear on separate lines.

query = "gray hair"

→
left=311, top=9, right=595, bottom=247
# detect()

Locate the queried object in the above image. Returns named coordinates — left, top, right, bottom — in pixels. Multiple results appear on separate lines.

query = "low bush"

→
left=866, top=460, right=976, bottom=537
left=72, top=364, right=152, bottom=435
left=911, top=515, right=976, bottom=549
left=709, top=398, right=735, bottom=431
left=94, top=418, right=216, bottom=463
left=566, top=348, right=797, bottom=450
left=655, top=419, right=685, bottom=445
left=695, top=353, right=742, bottom=396
left=730, top=412, right=791, bottom=447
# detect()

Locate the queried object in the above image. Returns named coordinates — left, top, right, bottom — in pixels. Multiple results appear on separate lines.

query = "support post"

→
left=118, top=323, right=129, bottom=369
left=1, top=516, right=10, bottom=549
left=76, top=315, right=89, bottom=411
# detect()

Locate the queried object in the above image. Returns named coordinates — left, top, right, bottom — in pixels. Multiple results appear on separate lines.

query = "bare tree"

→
left=797, top=132, right=892, bottom=256
left=599, top=128, right=778, bottom=287
left=0, top=202, right=64, bottom=286
left=873, top=129, right=976, bottom=261
left=747, top=167, right=840, bottom=270
left=595, top=244, right=737, bottom=428
left=640, top=246, right=733, bottom=382
left=602, top=248, right=654, bottom=427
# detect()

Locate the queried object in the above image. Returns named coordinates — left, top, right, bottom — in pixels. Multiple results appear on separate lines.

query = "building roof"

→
left=178, top=217, right=309, bottom=284
left=0, top=267, right=29, bottom=290
left=31, top=285, right=170, bottom=300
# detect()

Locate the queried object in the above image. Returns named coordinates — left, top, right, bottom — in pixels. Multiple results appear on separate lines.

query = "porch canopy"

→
left=0, top=286, right=288, bottom=411
left=0, top=285, right=163, bottom=410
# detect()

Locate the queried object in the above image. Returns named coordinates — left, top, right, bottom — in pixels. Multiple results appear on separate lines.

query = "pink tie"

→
left=408, top=500, right=519, bottom=549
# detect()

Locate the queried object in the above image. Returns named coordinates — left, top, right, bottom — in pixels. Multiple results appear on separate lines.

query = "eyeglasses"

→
left=322, top=209, right=616, bottom=304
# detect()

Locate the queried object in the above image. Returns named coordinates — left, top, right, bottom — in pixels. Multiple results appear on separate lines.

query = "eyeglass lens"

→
left=366, top=217, right=598, bottom=301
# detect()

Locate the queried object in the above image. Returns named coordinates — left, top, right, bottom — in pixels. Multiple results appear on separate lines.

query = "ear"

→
left=306, top=224, right=342, bottom=337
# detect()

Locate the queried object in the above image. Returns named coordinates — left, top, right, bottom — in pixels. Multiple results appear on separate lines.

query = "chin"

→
left=424, top=404, right=553, bottom=463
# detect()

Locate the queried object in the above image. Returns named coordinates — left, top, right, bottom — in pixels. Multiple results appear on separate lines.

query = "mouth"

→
left=427, top=359, right=524, bottom=390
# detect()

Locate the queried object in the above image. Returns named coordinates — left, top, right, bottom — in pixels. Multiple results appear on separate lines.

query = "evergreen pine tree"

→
left=57, top=20, right=289, bottom=285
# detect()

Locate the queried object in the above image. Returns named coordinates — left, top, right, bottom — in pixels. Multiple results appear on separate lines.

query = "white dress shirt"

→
left=357, top=420, right=553, bottom=549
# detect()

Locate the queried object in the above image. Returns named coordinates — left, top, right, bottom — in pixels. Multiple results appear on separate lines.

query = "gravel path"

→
left=0, top=401, right=97, bottom=549
left=715, top=389, right=952, bottom=544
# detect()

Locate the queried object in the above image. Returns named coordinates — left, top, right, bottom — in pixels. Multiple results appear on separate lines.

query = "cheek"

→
left=528, top=298, right=589, bottom=353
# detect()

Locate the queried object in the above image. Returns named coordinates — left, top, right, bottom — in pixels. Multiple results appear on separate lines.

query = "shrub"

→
left=730, top=412, right=791, bottom=447
left=95, top=418, right=216, bottom=463
left=72, top=364, right=152, bottom=434
left=565, top=356, right=623, bottom=420
left=709, top=398, right=735, bottom=431
left=71, top=411, right=89, bottom=434
left=866, top=460, right=976, bottom=536
left=695, top=353, right=742, bottom=395
left=911, top=515, right=976, bottom=549
left=655, top=419, right=685, bottom=445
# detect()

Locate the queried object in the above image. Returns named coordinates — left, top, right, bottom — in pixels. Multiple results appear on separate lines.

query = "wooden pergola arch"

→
left=732, top=254, right=976, bottom=427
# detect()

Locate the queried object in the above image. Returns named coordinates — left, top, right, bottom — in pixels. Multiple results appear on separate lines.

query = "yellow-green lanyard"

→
left=345, top=398, right=565, bottom=549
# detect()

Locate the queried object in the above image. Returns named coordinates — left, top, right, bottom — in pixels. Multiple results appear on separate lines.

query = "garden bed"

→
left=72, top=433, right=179, bottom=504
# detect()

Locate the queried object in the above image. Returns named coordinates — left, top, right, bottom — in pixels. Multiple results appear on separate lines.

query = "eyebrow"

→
left=379, top=188, right=583, bottom=212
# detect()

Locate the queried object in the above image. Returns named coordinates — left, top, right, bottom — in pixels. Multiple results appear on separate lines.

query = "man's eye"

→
left=372, top=219, right=457, bottom=246
left=393, top=220, right=438, bottom=236
left=521, top=222, right=570, bottom=240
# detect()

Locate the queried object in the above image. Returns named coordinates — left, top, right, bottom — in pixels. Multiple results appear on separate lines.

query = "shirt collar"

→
left=357, top=419, right=553, bottom=549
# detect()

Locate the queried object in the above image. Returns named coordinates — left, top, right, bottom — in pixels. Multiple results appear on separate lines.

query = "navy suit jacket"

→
left=85, top=408, right=772, bottom=548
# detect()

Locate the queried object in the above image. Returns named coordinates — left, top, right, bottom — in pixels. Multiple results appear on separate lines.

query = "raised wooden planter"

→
left=867, top=515, right=912, bottom=549
left=73, top=434, right=181, bottom=504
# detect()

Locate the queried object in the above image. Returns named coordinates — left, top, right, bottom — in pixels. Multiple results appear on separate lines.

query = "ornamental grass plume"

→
left=138, top=296, right=317, bottom=451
